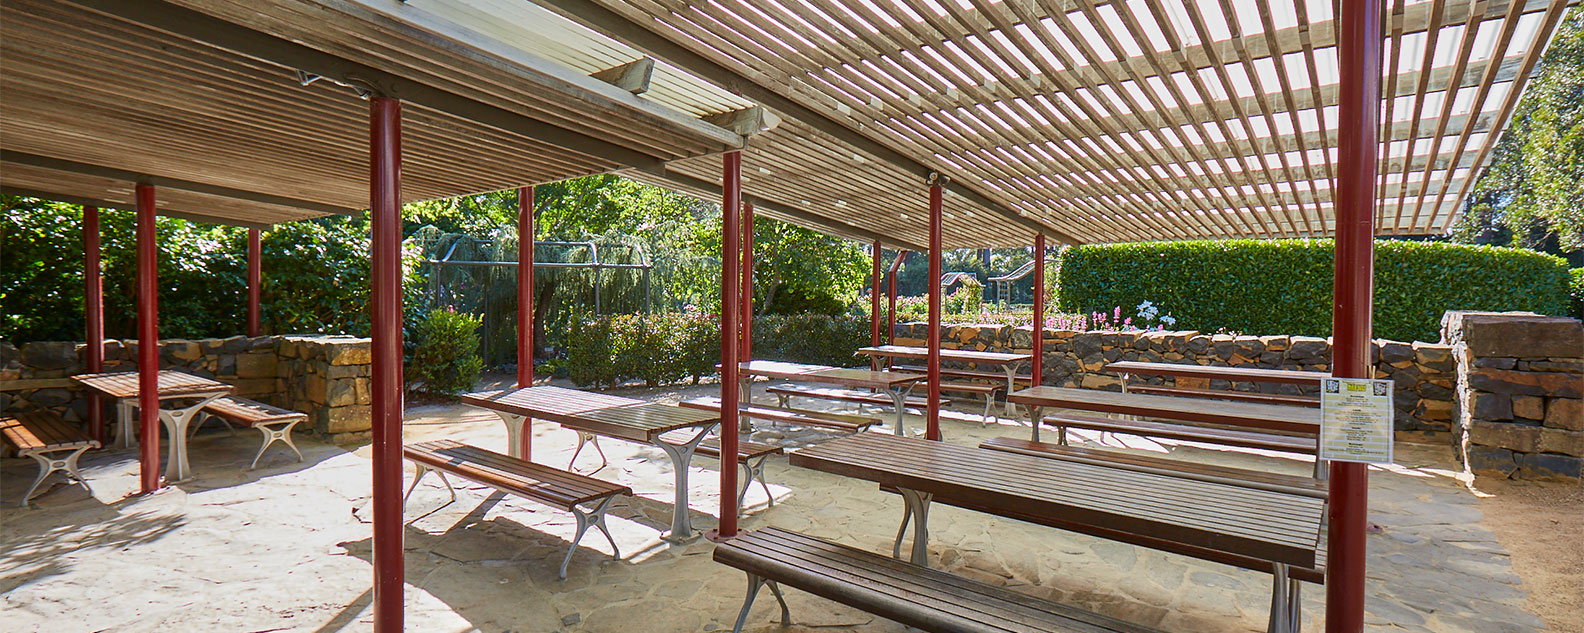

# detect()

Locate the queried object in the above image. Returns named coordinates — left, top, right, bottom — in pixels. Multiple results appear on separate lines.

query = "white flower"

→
left=1160, top=315, right=1177, bottom=326
left=1136, top=300, right=1153, bottom=311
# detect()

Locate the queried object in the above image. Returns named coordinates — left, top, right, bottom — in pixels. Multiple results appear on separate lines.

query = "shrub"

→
left=752, top=314, right=870, bottom=367
left=1056, top=239, right=1571, bottom=342
left=1570, top=268, right=1584, bottom=319
left=408, top=309, right=484, bottom=395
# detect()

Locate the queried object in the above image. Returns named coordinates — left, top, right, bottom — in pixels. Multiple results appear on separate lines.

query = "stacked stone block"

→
left=1, top=335, right=372, bottom=439
left=895, top=322, right=1457, bottom=436
left=1444, top=312, right=1584, bottom=482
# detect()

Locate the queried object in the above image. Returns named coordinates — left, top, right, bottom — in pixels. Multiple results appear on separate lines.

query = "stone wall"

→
left=893, top=323, right=1457, bottom=437
left=0, top=335, right=371, bottom=438
left=1444, top=312, right=1584, bottom=482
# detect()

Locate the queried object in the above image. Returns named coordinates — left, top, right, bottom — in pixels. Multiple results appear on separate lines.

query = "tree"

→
left=1456, top=7, right=1584, bottom=264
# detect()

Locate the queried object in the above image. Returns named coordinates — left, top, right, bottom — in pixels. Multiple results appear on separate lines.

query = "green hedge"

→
left=563, top=312, right=868, bottom=388
left=1570, top=268, right=1584, bottom=319
left=1056, top=239, right=1570, bottom=342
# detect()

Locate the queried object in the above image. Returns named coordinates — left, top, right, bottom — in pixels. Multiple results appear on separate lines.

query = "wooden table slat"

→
left=857, top=345, right=1033, bottom=365
left=1106, top=361, right=1329, bottom=386
left=72, top=370, right=233, bottom=399
left=1009, top=386, right=1320, bottom=434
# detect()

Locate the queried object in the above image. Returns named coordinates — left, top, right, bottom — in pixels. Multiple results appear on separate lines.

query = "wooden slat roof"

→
left=539, top=0, right=1578, bottom=247
left=0, top=0, right=748, bottom=227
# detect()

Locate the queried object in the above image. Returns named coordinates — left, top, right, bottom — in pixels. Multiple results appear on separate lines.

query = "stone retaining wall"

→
left=893, top=323, right=1457, bottom=437
left=0, top=335, right=372, bottom=438
left=1444, top=312, right=1584, bottom=482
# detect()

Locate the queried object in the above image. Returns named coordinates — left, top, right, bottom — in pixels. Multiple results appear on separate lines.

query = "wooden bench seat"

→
left=1, top=411, right=100, bottom=506
left=403, top=439, right=631, bottom=579
left=1126, top=385, right=1320, bottom=408
left=979, top=437, right=1327, bottom=499
left=765, top=385, right=943, bottom=410
left=198, top=396, right=307, bottom=469
left=678, top=397, right=877, bottom=433
left=1044, top=412, right=1319, bottom=455
left=893, top=364, right=1032, bottom=385
left=714, top=527, right=1162, bottom=633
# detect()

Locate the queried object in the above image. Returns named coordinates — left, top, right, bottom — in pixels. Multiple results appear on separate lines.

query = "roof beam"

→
left=634, top=168, right=929, bottom=252
left=702, top=106, right=781, bottom=136
left=2, top=150, right=358, bottom=216
left=1, top=186, right=276, bottom=230
left=534, top=0, right=1078, bottom=245
left=62, top=0, right=733, bottom=173
left=589, top=57, right=654, bottom=94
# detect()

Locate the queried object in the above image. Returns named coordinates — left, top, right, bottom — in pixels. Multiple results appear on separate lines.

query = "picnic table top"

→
left=790, top=433, right=1322, bottom=569
left=856, top=345, right=1032, bottom=364
left=460, top=386, right=718, bottom=442
left=72, top=370, right=234, bottom=400
left=1008, top=386, right=1321, bottom=434
left=734, top=360, right=923, bottom=389
left=1106, top=361, right=1328, bottom=386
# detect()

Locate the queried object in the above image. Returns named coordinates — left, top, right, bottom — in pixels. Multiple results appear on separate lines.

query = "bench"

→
left=1, top=412, right=100, bottom=506
left=893, top=364, right=1033, bottom=386
left=936, top=380, right=1003, bottom=425
left=196, top=396, right=307, bottom=469
left=714, top=527, right=1161, bottom=633
left=765, top=385, right=943, bottom=410
left=1126, top=385, right=1320, bottom=408
left=1044, top=412, right=1319, bottom=456
left=678, top=396, right=878, bottom=433
left=692, top=436, right=784, bottom=512
left=403, top=439, right=631, bottom=579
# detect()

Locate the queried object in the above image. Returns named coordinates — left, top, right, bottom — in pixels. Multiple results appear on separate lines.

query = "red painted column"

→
left=368, top=96, right=405, bottom=633
left=517, top=185, right=535, bottom=458
left=926, top=179, right=943, bottom=441
left=740, top=200, right=754, bottom=364
left=717, top=151, right=742, bottom=538
left=887, top=252, right=906, bottom=344
left=1328, top=0, right=1381, bottom=630
left=1031, top=234, right=1045, bottom=386
left=870, top=242, right=883, bottom=347
left=247, top=228, right=262, bottom=337
left=134, top=185, right=160, bottom=493
left=83, top=206, right=105, bottom=445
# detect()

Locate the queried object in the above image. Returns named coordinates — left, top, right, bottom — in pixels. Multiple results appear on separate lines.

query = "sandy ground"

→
left=0, top=374, right=1568, bottom=632
left=1476, top=479, right=1584, bottom=633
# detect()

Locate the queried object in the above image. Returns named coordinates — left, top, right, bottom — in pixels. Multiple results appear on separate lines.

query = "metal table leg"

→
left=886, top=383, right=916, bottom=436
left=738, top=374, right=753, bottom=433
left=490, top=411, right=529, bottom=459
left=892, top=486, right=933, bottom=566
left=114, top=399, right=136, bottom=449
left=652, top=423, right=717, bottom=543
left=1267, top=563, right=1297, bottom=633
left=1002, top=361, right=1025, bottom=415
left=1027, top=404, right=1043, bottom=443
left=158, top=395, right=221, bottom=483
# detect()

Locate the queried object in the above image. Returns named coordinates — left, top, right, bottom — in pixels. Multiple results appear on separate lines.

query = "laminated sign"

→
left=1319, top=378, right=1394, bottom=464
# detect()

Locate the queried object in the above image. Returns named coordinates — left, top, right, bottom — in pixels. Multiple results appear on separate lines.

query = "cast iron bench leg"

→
left=250, top=419, right=304, bottom=470
left=561, top=495, right=621, bottom=580
left=730, top=573, right=791, bottom=633
left=736, top=455, right=774, bottom=509
left=19, top=445, right=93, bottom=506
left=401, top=465, right=456, bottom=512
left=1267, top=563, right=1300, bottom=633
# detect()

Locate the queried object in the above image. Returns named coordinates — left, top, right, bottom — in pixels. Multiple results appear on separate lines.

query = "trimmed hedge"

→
left=1570, top=268, right=1584, bottom=320
left=563, top=312, right=867, bottom=388
left=1056, top=239, right=1570, bottom=342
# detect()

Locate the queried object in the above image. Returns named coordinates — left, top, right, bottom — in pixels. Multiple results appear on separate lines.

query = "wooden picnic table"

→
left=72, top=370, right=234, bottom=482
left=460, top=386, right=721, bottom=541
left=790, top=433, right=1324, bottom=633
left=856, top=345, right=1032, bottom=414
left=734, top=360, right=923, bottom=435
left=1105, top=361, right=1328, bottom=387
left=1007, top=386, right=1321, bottom=441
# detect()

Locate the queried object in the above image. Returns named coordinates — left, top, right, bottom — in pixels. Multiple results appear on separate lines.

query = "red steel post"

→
left=134, top=185, right=160, bottom=493
left=84, top=206, right=105, bottom=445
left=926, top=180, right=943, bottom=441
left=740, top=200, right=754, bottom=363
left=517, top=186, right=535, bottom=457
left=887, top=252, right=906, bottom=344
left=1328, top=0, right=1381, bottom=630
left=870, top=241, right=882, bottom=347
left=369, top=96, right=405, bottom=633
left=247, top=228, right=262, bottom=337
left=717, top=151, right=742, bottom=537
left=1032, top=234, right=1045, bottom=386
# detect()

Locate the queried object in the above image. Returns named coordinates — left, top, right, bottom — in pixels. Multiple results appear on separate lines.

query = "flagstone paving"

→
left=0, top=377, right=1553, bottom=632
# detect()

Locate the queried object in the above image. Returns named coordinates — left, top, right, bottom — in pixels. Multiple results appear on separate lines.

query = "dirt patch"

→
left=1476, top=479, right=1584, bottom=633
